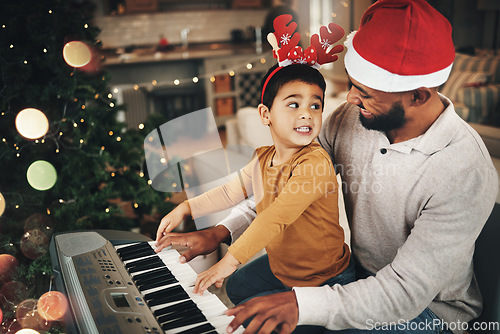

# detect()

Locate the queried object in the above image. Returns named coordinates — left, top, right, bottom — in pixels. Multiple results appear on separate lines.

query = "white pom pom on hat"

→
left=344, top=0, right=455, bottom=92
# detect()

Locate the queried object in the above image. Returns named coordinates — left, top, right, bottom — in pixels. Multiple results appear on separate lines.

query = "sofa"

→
left=440, top=52, right=500, bottom=126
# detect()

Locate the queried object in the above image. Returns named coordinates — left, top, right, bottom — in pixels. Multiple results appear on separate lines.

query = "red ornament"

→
left=0, top=307, right=3, bottom=324
left=0, top=254, right=18, bottom=286
left=37, top=291, right=68, bottom=321
left=20, top=229, right=49, bottom=260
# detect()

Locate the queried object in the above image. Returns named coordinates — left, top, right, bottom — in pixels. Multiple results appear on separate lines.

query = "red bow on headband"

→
left=267, top=14, right=345, bottom=68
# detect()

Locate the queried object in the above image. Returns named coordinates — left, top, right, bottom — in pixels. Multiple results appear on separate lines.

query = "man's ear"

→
left=258, top=104, right=271, bottom=126
left=409, top=88, right=432, bottom=106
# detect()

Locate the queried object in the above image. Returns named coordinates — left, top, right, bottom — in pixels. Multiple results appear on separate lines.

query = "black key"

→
left=133, top=267, right=173, bottom=281
left=175, top=323, right=217, bottom=334
left=157, top=307, right=203, bottom=324
left=119, top=248, right=156, bottom=261
left=145, top=285, right=189, bottom=306
left=136, top=273, right=177, bottom=288
left=126, top=257, right=164, bottom=273
left=134, top=269, right=175, bottom=285
left=153, top=300, right=197, bottom=317
left=138, top=276, right=178, bottom=291
left=125, top=256, right=163, bottom=269
left=161, top=312, right=207, bottom=331
left=117, top=242, right=153, bottom=256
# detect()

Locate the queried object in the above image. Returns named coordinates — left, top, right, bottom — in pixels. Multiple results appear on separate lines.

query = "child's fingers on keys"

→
left=193, top=271, right=206, bottom=294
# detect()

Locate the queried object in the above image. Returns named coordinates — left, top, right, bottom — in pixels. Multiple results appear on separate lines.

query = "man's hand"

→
left=155, top=225, right=230, bottom=262
left=225, top=291, right=299, bottom=334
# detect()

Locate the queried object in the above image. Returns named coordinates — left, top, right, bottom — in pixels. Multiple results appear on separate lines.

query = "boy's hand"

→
left=155, top=201, right=191, bottom=245
left=193, top=252, right=240, bottom=295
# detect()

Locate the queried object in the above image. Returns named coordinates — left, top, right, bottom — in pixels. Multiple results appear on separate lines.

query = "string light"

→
left=107, top=93, right=112, bottom=98
left=138, top=123, right=144, bottom=130
left=109, top=52, right=273, bottom=94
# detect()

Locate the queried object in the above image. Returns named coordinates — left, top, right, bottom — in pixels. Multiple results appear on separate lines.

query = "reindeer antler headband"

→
left=261, top=15, right=345, bottom=103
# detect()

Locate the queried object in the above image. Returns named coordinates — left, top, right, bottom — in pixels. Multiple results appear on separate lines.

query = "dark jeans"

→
left=225, top=254, right=356, bottom=334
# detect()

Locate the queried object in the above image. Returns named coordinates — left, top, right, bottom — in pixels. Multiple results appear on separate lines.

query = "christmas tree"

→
left=0, top=0, right=173, bottom=332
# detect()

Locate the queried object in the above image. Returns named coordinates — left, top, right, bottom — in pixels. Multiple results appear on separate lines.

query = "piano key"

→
left=161, top=311, right=207, bottom=331
left=133, top=267, right=175, bottom=282
left=153, top=299, right=197, bottom=317
left=138, top=275, right=179, bottom=291
left=175, top=322, right=217, bottom=334
left=157, top=306, right=203, bottom=325
left=117, top=242, right=156, bottom=260
left=145, top=285, right=190, bottom=307
left=135, top=269, right=176, bottom=283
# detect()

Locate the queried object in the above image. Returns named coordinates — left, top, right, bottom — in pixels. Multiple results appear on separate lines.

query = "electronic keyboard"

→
left=49, top=230, right=243, bottom=334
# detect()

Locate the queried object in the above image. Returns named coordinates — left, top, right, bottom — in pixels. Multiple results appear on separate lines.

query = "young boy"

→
left=155, top=63, right=353, bottom=301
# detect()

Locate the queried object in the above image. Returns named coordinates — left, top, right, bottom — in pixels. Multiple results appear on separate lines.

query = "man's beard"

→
left=359, top=101, right=406, bottom=132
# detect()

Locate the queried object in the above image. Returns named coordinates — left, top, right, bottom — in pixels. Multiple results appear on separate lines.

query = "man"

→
left=156, top=0, right=498, bottom=333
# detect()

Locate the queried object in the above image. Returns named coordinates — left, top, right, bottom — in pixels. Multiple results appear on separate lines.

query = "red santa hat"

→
left=344, top=0, right=455, bottom=92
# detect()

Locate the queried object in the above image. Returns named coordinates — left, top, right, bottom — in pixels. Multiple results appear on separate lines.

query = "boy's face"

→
left=259, top=80, right=324, bottom=150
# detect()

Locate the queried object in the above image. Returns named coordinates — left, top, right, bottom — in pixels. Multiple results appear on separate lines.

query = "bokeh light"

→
left=37, top=291, right=68, bottom=321
left=26, top=161, right=57, bottom=191
left=63, top=41, right=91, bottom=67
left=15, top=329, right=41, bottom=334
left=15, top=108, right=49, bottom=140
left=0, top=192, right=5, bottom=217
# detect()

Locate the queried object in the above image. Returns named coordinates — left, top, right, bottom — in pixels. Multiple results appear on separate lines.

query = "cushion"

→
left=453, top=53, right=500, bottom=83
left=440, top=71, right=492, bottom=100
left=236, top=107, right=273, bottom=149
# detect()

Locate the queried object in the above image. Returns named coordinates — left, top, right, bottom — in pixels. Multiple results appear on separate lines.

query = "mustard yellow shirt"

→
left=188, top=142, right=350, bottom=287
